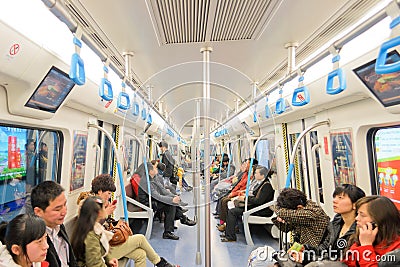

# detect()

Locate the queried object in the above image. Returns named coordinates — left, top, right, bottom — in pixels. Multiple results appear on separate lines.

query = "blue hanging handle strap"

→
left=141, top=102, right=147, bottom=120
left=285, top=163, right=295, bottom=188
left=275, top=85, right=286, bottom=114
left=117, top=81, right=130, bottom=110
left=326, top=47, right=346, bottom=95
left=265, top=95, right=271, bottom=118
left=69, top=27, right=86, bottom=85
left=292, top=71, right=310, bottom=106
left=376, top=2, right=400, bottom=74
left=99, top=59, right=113, bottom=101
left=375, top=2, right=400, bottom=74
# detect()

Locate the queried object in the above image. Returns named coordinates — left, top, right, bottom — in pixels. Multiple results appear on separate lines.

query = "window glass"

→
left=0, top=124, right=61, bottom=221
left=256, top=137, right=275, bottom=169
left=373, top=127, right=400, bottom=209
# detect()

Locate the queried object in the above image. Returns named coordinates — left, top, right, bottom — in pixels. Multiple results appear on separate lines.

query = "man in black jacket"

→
left=158, top=141, right=178, bottom=186
left=31, top=181, right=78, bottom=267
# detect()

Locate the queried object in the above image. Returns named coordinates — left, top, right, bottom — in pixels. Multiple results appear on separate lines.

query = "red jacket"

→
left=229, top=172, right=249, bottom=197
left=343, top=236, right=400, bottom=267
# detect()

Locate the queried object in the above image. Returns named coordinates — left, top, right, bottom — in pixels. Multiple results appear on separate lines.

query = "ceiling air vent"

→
left=146, top=0, right=283, bottom=45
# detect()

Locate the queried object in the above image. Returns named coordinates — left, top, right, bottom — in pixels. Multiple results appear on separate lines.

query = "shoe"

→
left=162, top=232, right=179, bottom=240
left=220, top=237, right=236, bottom=242
left=217, top=224, right=226, bottom=232
left=185, top=186, right=193, bottom=192
left=220, top=233, right=226, bottom=238
left=174, top=226, right=178, bottom=230
left=212, top=212, right=219, bottom=216
left=180, top=216, right=196, bottom=226
left=180, top=201, right=188, bottom=206
left=156, top=257, right=179, bottom=267
left=214, top=215, right=220, bottom=219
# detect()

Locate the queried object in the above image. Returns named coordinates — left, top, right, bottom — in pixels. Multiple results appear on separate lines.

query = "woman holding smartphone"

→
left=344, top=196, right=400, bottom=267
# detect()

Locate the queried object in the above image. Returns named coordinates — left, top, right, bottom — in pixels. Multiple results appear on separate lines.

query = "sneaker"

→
left=180, top=216, right=196, bottom=226
left=162, top=232, right=179, bottom=240
left=155, top=257, right=180, bottom=267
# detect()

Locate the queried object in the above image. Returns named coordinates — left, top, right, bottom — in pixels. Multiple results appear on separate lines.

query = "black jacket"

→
left=45, top=224, right=78, bottom=267
left=161, top=150, right=175, bottom=178
left=303, top=214, right=356, bottom=264
left=245, top=178, right=275, bottom=217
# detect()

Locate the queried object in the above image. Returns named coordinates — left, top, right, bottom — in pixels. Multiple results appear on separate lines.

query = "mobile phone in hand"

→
left=111, top=199, right=117, bottom=205
left=371, top=221, right=377, bottom=230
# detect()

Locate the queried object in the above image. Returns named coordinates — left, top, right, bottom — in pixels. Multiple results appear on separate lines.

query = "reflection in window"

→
left=0, top=125, right=61, bottom=222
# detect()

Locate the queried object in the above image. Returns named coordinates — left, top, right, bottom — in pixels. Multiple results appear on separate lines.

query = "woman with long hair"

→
left=344, top=196, right=400, bottom=267
left=0, top=214, right=49, bottom=267
left=71, top=196, right=118, bottom=267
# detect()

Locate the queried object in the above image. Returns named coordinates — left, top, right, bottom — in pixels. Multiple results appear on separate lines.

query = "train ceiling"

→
left=63, top=0, right=384, bottom=137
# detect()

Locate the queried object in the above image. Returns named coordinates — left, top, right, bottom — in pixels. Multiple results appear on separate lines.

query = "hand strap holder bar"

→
left=117, top=81, right=130, bottom=110
left=99, top=59, right=113, bottom=101
left=292, top=70, right=310, bottom=106
left=326, top=47, right=346, bottom=95
left=69, top=27, right=86, bottom=85
left=375, top=1, right=400, bottom=74
left=275, top=84, right=286, bottom=114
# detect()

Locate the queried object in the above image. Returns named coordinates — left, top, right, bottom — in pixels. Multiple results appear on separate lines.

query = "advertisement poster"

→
left=70, top=131, right=87, bottom=191
left=330, top=130, right=356, bottom=186
left=375, top=128, right=400, bottom=209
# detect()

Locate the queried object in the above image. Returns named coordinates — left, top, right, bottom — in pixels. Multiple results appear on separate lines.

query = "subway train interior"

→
left=1, top=0, right=400, bottom=266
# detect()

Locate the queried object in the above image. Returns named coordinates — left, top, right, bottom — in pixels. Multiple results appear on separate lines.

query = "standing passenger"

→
left=158, top=142, right=177, bottom=187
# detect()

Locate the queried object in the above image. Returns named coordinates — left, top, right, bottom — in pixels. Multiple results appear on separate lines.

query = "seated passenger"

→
left=77, top=174, right=177, bottom=267
left=211, top=159, right=246, bottom=203
left=0, top=214, right=49, bottom=267
left=221, top=165, right=275, bottom=242
left=294, top=184, right=365, bottom=265
left=272, top=188, right=330, bottom=247
left=343, top=196, right=400, bottom=267
left=210, top=155, right=236, bottom=185
left=31, top=181, right=78, bottom=267
left=138, top=162, right=196, bottom=240
left=217, top=158, right=257, bottom=231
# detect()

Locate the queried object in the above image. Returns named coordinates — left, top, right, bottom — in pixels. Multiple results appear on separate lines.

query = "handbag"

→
left=105, top=218, right=133, bottom=246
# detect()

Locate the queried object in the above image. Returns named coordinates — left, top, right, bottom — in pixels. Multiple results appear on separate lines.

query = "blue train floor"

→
left=134, top=186, right=278, bottom=267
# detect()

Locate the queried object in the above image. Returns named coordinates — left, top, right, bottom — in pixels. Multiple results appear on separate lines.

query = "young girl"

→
left=71, top=196, right=118, bottom=267
left=0, top=214, right=49, bottom=267
left=344, top=196, right=400, bottom=267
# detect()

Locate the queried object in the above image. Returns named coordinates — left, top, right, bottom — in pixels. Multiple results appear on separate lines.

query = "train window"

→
left=368, top=126, right=400, bottom=209
left=256, top=138, right=275, bottom=169
left=123, top=138, right=140, bottom=177
left=0, top=124, right=62, bottom=222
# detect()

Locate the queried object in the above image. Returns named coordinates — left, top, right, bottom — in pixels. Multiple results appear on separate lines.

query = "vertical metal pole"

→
left=194, top=100, right=201, bottom=265
left=200, top=46, right=212, bottom=267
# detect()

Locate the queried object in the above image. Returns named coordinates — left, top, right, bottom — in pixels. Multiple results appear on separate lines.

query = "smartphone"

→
left=371, top=221, right=377, bottom=230
left=111, top=199, right=117, bottom=205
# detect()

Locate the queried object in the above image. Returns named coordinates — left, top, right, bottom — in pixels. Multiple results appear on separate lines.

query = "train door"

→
left=97, top=121, right=116, bottom=176
left=285, top=118, right=323, bottom=204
